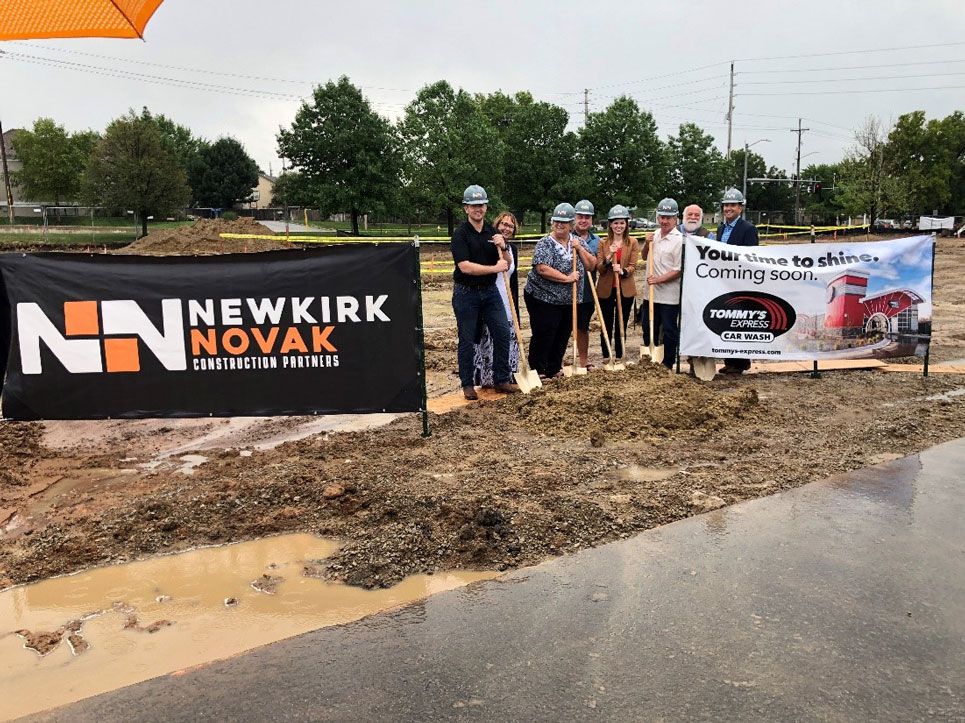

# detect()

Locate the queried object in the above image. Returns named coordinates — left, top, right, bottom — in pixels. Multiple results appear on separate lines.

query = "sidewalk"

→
left=28, top=439, right=965, bottom=722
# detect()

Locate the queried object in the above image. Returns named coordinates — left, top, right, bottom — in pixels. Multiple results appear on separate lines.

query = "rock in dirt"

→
left=322, top=484, right=345, bottom=500
left=15, top=629, right=64, bottom=656
left=123, top=615, right=173, bottom=633
left=690, top=491, right=727, bottom=512
left=250, top=573, right=284, bottom=594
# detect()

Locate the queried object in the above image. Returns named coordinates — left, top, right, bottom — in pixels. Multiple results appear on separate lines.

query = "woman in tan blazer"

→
left=596, top=205, right=638, bottom=361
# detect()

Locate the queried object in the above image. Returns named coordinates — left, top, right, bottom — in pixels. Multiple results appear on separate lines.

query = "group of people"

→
left=449, top=184, right=760, bottom=400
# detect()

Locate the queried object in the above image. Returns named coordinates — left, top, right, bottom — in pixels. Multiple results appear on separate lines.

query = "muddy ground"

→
left=1, top=229, right=964, bottom=590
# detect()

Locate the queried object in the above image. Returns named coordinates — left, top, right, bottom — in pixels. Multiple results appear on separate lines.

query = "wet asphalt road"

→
left=25, top=438, right=965, bottom=722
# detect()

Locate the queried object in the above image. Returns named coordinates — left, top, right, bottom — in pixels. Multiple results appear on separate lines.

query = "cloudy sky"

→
left=3, top=0, right=964, bottom=181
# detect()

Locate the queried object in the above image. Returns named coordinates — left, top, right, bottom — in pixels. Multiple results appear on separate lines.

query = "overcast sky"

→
left=3, top=0, right=964, bottom=185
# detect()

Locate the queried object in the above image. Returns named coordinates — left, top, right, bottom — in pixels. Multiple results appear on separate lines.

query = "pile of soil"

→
left=423, top=330, right=458, bottom=372
left=118, top=218, right=289, bottom=256
left=0, top=422, right=44, bottom=487
left=508, top=364, right=759, bottom=440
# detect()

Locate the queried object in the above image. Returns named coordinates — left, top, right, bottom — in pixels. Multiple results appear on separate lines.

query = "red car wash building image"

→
left=824, top=271, right=924, bottom=337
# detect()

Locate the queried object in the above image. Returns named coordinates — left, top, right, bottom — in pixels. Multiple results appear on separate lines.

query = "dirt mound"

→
left=423, top=330, right=458, bottom=371
left=117, top=218, right=290, bottom=256
left=0, top=422, right=45, bottom=487
left=508, top=364, right=759, bottom=440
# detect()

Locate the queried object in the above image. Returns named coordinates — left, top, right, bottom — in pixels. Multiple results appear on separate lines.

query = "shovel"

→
left=640, top=238, right=665, bottom=364
left=499, top=255, right=541, bottom=393
left=614, top=267, right=629, bottom=366
left=690, top=356, right=717, bottom=381
left=562, top=247, right=587, bottom=377
left=586, top=268, right=621, bottom=371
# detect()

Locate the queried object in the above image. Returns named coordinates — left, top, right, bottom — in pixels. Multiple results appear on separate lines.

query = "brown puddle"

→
left=0, top=533, right=496, bottom=721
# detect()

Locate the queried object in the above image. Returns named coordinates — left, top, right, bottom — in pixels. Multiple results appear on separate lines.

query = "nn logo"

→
left=17, top=300, right=187, bottom=375
left=702, top=291, right=796, bottom=343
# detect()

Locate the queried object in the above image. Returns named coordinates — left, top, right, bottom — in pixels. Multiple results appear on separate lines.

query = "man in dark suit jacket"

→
left=716, top=188, right=759, bottom=373
left=716, top=189, right=760, bottom=247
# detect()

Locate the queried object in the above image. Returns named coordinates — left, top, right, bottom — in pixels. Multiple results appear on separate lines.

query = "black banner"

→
left=0, top=245, right=423, bottom=420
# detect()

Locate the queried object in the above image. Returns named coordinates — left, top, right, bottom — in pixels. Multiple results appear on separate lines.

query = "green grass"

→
left=0, top=232, right=135, bottom=247
left=305, top=220, right=452, bottom=237
left=0, top=217, right=192, bottom=229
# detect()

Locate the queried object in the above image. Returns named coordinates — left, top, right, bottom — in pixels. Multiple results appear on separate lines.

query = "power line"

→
left=7, top=41, right=415, bottom=92
left=590, top=73, right=727, bottom=103
left=736, top=40, right=965, bottom=63
left=742, top=85, right=965, bottom=96
left=743, top=70, right=965, bottom=85
left=589, top=61, right=728, bottom=91
left=742, top=57, right=965, bottom=74
left=2, top=53, right=306, bottom=101
left=0, top=51, right=412, bottom=111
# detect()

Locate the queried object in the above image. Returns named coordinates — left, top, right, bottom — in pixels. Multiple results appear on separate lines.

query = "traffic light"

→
left=815, top=182, right=823, bottom=199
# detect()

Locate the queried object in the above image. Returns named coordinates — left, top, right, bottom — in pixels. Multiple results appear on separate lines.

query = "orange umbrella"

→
left=0, top=0, right=164, bottom=40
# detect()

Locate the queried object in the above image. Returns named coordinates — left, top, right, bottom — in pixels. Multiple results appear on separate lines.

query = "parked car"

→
left=872, top=218, right=898, bottom=231
left=629, top=217, right=656, bottom=230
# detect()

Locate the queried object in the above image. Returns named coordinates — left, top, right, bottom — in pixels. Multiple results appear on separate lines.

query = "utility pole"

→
left=725, top=62, right=735, bottom=158
left=742, top=143, right=749, bottom=200
left=0, top=119, right=14, bottom=225
left=584, top=88, right=589, bottom=126
left=791, top=118, right=810, bottom=225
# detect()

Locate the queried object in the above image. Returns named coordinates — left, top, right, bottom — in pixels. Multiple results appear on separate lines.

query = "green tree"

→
left=11, top=118, right=98, bottom=204
left=398, top=80, right=503, bottom=234
left=578, top=97, right=667, bottom=215
left=270, top=171, right=315, bottom=207
left=885, top=111, right=953, bottom=218
left=939, top=111, right=965, bottom=216
left=82, top=111, right=190, bottom=238
left=801, top=162, right=846, bottom=223
left=139, top=108, right=207, bottom=203
left=192, top=137, right=259, bottom=209
left=277, top=76, right=400, bottom=235
left=478, top=91, right=576, bottom=232
left=835, top=116, right=902, bottom=225
left=727, top=149, right=794, bottom=223
left=666, top=123, right=729, bottom=211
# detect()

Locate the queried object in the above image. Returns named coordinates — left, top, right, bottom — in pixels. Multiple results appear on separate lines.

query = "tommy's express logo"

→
left=702, top=291, right=796, bottom=343
left=16, top=295, right=391, bottom=374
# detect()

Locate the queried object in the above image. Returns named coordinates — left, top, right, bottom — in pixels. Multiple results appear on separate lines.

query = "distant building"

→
left=241, top=172, right=276, bottom=210
left=1, top=128, right=27, bottom=206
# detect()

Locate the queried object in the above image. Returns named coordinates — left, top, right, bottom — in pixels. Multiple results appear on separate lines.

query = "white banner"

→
left=680, top=234, right=934, bottom=361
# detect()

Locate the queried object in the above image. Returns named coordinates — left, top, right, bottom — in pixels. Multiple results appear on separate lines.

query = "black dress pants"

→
left=525, top=291, right=571, bottom=376
left=599, top=293, right=634, bottom=359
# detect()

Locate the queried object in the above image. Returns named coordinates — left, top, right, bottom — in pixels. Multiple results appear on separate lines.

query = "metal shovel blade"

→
left=651, top=344, right=665, bottom=365
left=691, top=356, right=717, bottom=381
left=562, top=365, right=588, bottom=377
left=514, top=368, right=542, bottom=393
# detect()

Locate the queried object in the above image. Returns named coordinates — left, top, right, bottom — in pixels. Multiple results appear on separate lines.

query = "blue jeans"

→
left=653, top=302, right=680, bottom=369
left=452, top=283, right=511, bottom=387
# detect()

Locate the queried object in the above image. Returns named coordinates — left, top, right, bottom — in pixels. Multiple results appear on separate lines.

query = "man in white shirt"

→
left=647, top=197, right=683, bottom=370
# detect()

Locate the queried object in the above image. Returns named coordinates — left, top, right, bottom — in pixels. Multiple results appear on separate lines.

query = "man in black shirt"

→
left=450, top=185, right=519, bottom=399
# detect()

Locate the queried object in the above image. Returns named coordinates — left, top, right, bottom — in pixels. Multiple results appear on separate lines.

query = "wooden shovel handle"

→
left=647, top=238, right=655, bottom=346
left=499, top=247, right=534, bottom=374
left=587, top=268, right=614, bottom=360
